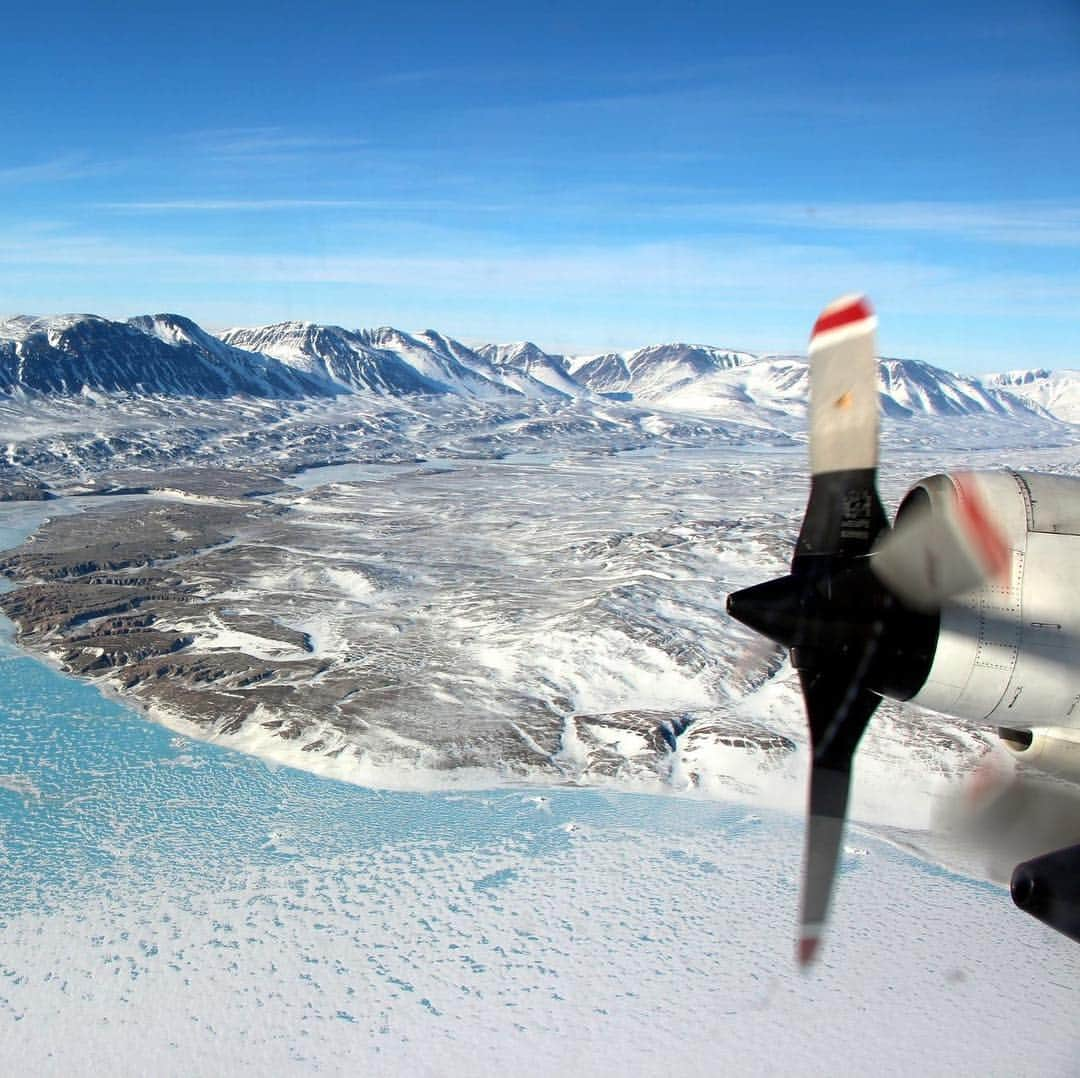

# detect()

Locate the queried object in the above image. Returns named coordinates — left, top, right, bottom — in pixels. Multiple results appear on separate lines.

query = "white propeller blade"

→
left=807, top=294, right=879, bottom=477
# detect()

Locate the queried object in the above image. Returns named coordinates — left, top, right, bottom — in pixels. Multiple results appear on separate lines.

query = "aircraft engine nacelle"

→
left=1012, top=844, right=1080, bottom=944
left=997, top=727, right=1080, bottom=783
left=893, top=471, right=1080, bottom=739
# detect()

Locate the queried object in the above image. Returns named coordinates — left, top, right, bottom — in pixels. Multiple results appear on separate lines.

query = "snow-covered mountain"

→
left=573, top=343, right=754, bottom=400
left=566, top=351, right=630, bottom=394
left=982, top=368, right=1080, bottom=424
left=876, top=358, right=1039, bottom=418
left=343, top=327, right=510, bottom=398
left=224, top=322, right=567, bottom=400
left=398, top=329, right=566, bottom=399
left=0, top=314, right=335, bottom=399
left=639, top=353, right=807, bottom=419
left=570, top=344, right=1049, bottom=422
left=477, top=341, right=584, bottom=398
left=0, top=311, right=1073, bottom=427
left=220, top=321, right=448, bottom=396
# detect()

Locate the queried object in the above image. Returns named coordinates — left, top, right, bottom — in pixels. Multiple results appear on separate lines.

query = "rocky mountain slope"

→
left=224, top=322, right=567, bottom=400
left=218, top=321, right=448, bottom=396
left=477, top=341, right=584, bottom=398
left=0, top=314, right=333, bottom=399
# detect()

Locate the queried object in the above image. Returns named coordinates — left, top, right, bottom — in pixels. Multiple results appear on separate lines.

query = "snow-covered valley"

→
left=2, top=310, right=1080, bottom=816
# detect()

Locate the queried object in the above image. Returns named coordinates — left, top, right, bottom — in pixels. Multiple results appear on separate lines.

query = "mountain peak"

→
left=0, top=313, right=110, bottom=341
left=476, top=341, right=583, bottom=398
left=0, top=312, right=334, bottom=399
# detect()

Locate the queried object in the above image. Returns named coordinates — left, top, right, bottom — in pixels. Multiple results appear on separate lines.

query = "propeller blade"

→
left=793, top=297, right=888, bottom=964
left=870, top=472, right=1010, bottom=610
left=725, top=293, right=918, bottom=965
left=807, top=294, right=880, bottom=479
left=797, top=667, right=882, bottom=965
left=795, top=295, right=887, bottom=567
left=800, top=769, right=850, bottom=965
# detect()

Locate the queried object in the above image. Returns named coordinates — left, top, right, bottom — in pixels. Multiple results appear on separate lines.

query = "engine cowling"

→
left=1012, top=844, right=1080, bottom=944
left=895, top=470, right=1080, bottom=736
left=998, top=726, right=1080, bottom=783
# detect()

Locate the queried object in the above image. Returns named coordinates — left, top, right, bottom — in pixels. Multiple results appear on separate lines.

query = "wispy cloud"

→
left=665, top=200, right=1080, bottom=248
left=2, top=224, right=1078, bottom=365
left=180, top=127, right=367, bottom=160
left=363, top=66, right=463, bottom=88
left=96, top=197, right=509, bottom=213
left=0, top=155, right=120, bottom=185
left=4, top=225, right=1077, bottom=313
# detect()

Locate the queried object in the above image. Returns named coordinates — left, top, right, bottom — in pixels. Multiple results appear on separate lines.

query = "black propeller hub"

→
left=726, top=557, right=938, bottom=702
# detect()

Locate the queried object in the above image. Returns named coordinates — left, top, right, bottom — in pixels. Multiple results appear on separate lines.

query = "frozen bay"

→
left=1, top=629, right=1079, bottom=1075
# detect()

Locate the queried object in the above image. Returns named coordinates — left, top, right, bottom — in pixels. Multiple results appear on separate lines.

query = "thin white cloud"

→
left=180, top=127, right=367, bottom=159
left=2, top=206, right=1078, bottom=343
left=96, top=189, right=1080, bottom=253
left=3, top=226, right=1077, bottom=319
left=364, top=66, right=463, bottom=87
left=96, top=197, right=508, bottom=213
left=3, top=226, right=1077, bottom=368
left=0, top=156, right=118, bottom=185
left=665, top=200, right=1080, bottom=248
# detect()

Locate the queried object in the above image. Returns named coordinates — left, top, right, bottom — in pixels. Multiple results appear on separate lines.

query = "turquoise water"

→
left=0, top=624, right=749, bottom=902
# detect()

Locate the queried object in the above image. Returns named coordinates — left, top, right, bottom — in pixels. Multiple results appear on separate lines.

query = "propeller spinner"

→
left=725, top=295, right=1008, bottom=965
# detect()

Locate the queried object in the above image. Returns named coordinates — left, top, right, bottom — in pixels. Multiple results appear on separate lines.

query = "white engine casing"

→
left=906, top=470, right=1080, bottom=732
left=998, top=726, right=1080, bottom=782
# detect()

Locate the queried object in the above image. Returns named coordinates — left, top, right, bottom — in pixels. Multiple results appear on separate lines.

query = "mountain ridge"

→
left=0, top=313, right=334, bottom=399
left=0, top=311, right=1074, bottom=424
left=982, top=368, right=1080, bottom=424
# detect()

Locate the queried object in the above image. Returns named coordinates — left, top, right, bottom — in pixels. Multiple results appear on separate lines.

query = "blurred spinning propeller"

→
left=726, top=295, right=1009, bottom=964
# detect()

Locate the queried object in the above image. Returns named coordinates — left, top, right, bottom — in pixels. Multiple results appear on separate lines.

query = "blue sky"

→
left=2, top=0, right=1078, bottom=370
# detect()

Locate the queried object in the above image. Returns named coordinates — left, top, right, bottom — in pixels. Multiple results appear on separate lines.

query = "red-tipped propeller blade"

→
left=794, top=295, right=886, bottom=965
left=726, top=294, right=944, bottom=964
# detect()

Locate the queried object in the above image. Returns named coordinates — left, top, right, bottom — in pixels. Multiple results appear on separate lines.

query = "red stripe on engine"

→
left=810, top=296, right=874, bottom=342
left=954, top=473, right=1009, bottom=581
